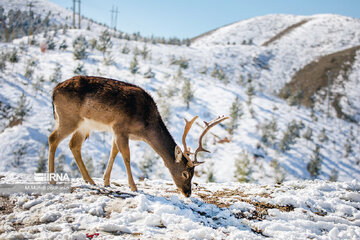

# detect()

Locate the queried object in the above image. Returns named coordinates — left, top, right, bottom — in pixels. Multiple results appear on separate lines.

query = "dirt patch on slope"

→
left=279, top=45, right=360, bottom=121
left=195, top=188, right=294, bottom=221
left=0, top=196, right=15, bottom=215
left=262, top=19, right=310, bottom=46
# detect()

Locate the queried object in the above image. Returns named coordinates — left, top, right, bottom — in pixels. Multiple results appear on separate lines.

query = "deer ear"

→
left=174, top=146, right=183, bottom=163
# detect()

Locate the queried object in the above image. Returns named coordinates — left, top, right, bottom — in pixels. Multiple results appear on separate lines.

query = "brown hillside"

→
left=279, top=45, right=360, bottom=121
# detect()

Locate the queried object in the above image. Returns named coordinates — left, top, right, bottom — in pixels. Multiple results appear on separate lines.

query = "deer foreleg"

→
left=104, top=138, right=119, bottom=187
left=48, top=126, right=74, bottom=184
left=115, top=135, right=137, bottom=191
left=69, top=131, right=95, bottom=185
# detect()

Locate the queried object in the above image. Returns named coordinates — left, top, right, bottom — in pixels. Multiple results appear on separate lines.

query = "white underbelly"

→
left=77, top=119, right=145, bottom=141
left=78, top=118, right=113, bottom=134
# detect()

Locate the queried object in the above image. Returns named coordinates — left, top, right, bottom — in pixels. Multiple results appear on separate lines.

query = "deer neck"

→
left=146, top=118, right=177, bottom=168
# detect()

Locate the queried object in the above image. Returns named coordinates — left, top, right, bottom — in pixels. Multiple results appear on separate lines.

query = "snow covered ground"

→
left=0, top=173, right=359, bottom=240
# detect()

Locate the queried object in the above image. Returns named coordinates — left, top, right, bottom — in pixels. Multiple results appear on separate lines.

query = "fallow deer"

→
left=48, top=76, right=227, bottom=197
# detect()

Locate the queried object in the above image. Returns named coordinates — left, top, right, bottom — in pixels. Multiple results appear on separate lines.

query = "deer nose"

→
left=182, top=189, right=191, bottom=198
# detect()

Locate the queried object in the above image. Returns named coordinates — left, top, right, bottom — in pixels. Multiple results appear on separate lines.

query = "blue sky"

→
left=50, top=0, right=360, bottom=39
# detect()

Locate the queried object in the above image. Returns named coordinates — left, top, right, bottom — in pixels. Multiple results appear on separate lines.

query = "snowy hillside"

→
left=0, top=1, right=359, bottom=185
left=0, top=173, right=359, bottom=239
left=0, top=0, right=88, bottom=27
left=193, top=14, right=360, bottom=106
left=192, top=14, right=307, bottom=46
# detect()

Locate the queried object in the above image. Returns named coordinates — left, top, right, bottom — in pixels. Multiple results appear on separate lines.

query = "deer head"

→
left=172, top=116, right=228, bottom=197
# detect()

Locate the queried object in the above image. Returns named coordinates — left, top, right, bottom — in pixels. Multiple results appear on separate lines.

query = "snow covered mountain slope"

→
left=192, top=14, right=307, bottom=46
left=1, top=0, right=78, bottom=26
left=193, top=14, right=360, bottom=92
left=0, top=173, right=359, bottom=239
left=193, top=13, right=360, bottom=130
left=0, top=1, right=359, bottom=186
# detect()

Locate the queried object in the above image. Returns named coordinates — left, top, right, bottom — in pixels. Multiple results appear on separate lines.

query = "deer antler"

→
left=188, top=116, right=229, bottom=167
left=182, top=116, right=198, bottom=161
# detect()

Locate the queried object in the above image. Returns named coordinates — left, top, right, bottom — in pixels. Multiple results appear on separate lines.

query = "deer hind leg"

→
left=103, top=138, right=119, bottom=187
left=69, top=131, right=95, bottom=185
left=115, top=135, right=137, bottom=191
left=48, top=125, right=76, bottom=183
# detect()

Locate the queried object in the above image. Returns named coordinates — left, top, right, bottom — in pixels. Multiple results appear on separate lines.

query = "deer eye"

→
left=182, top=171, right=190, bottom=180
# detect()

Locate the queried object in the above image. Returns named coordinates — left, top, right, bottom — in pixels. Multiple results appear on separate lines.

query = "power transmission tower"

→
left=77, top=0, right=81, bottom=29
left=73, top=0, right=75, bottom=28
left=27, top=1, right=37, bottom=44
left=72, top=0, right=81, bottom=29
left=114, top=6, right=119, bottom=30
left=27, top=1, right=36, bottom=14
left=110, top=5, right=114, bottom=28
left=110, top=5, right=119, bottom=30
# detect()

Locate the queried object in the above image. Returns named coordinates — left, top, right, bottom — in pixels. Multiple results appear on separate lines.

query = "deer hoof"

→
left=85, top=179, right=96, bottom=185
left=104, top=180, right=110, bottom=187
